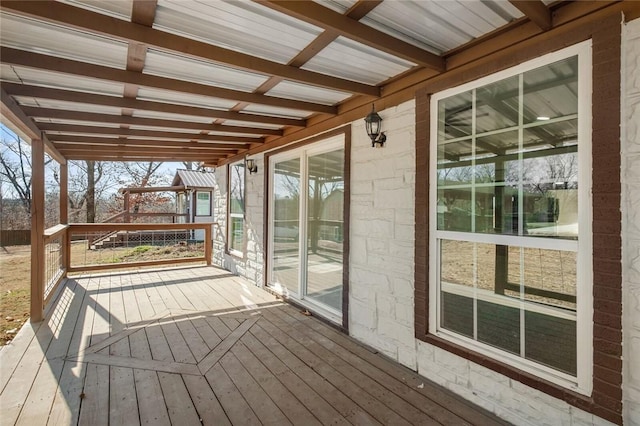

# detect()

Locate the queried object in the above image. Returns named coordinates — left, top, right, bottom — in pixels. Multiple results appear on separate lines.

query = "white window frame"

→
left=228, top=161, right=245, bottom=256
left=195, top=191, right=211, bottom=216
left=429, top=41, right=593, bottom=394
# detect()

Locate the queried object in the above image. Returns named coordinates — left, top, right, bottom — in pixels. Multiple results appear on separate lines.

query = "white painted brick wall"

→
left=243, top=155, right=265, bottom=285
left=211, top=157, right=265, bottom=286
left=349, top=99, right=416, bottom=363
left=622, top=17, right=640, bottom=426
left=348, top=86, right=629, bottom=423
left=212, top=166, right=226, bottom=269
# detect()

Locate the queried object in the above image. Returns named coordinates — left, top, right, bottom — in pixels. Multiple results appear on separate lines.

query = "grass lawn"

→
left=0, top=245, right=31, bottom=346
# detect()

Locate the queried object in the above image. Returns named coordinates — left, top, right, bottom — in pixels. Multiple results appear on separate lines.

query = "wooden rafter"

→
left=57, top=146, right=231, bottom=155
left=1, top=47, right=336, bottom=114
left=0, top=88, right=66, bottom=164
left=230, top=0, right=382, bottom=116
left=47, top=134, right=251, bottom=147
left=2, top=83, right=305, bottom=127
left=256, top=0, right=445, bottom=71
left=60, top=148, right=226, bottom=157
left=509, top=0, right=552, bottom=31
left=52, top=140, right=246, bottom=151
left=0, top=0, right=380, bottom=97
left=122, top=1, right=156, bottom=121
left=30, top=108, right=283, bottom=136
left=64, top=155, right=225, bottom=162
left=226, top=0, right=383, bottom=119
left=131, top=0, right=157, bottom=27
left=40, top=124, right=264, bottom=144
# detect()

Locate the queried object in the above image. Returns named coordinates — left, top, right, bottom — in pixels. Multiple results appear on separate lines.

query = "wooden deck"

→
left=0, top=265, right=507, bottom=426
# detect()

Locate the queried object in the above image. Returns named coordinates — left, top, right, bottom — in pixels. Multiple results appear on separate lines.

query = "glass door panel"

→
left=271, top=158, right=301, bottom=296
left=304, top=149, right=344, bottom=312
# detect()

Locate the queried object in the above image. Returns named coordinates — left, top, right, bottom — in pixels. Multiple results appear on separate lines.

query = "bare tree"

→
left=1, top=131, right=41, bottom=213
left=117, top=162, right=172, bottom=217
left=54, top=160, right=119, bottom=223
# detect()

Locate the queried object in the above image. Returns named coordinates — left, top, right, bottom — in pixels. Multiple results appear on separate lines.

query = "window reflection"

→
left=436, top=54, right=581, bottom=377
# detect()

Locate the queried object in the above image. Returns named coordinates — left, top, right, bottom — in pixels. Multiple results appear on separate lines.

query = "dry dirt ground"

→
left=0, top=245, right=31, bottom=346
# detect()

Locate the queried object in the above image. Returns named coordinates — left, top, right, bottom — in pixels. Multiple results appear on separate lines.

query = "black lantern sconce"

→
left=246, top=158, right=258, bottom=174
left=364, top=105, right=386, bottom=148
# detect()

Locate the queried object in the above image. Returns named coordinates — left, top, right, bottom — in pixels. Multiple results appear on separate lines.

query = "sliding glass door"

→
left=271, top=156, right=301, bottom=296
left=305, top=149, right=344, bottom=311
left=269, top=137, right=345, bottom=319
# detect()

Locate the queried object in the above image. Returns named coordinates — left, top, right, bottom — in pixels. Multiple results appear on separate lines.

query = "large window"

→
left=430, top=43, right=592, bottom=392
left=228, top=162, right=245, bottom=255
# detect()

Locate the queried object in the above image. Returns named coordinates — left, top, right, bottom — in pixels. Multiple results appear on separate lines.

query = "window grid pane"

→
left=436, top=55, right=579, bottom=377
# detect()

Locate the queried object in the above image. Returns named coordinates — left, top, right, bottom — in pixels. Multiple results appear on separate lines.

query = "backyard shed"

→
left=171, top=169, right=217, bottom=240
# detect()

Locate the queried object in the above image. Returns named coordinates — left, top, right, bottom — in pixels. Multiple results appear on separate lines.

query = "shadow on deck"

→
left=0, top=265, right=508, bottom=425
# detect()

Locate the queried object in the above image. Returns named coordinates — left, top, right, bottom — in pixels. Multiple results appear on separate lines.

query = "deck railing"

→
left=34, top=222, right=214, bottom=321
left=68, top=222, right=213, bottom=273
left=43, top=224, right=68, bottom=303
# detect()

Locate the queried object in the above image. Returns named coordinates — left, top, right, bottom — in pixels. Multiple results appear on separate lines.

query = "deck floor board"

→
left=0, top=265, right=508, bottom=426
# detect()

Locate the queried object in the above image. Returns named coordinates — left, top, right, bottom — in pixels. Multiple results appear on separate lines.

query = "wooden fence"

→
left=0, top=230, right=31, bottom=246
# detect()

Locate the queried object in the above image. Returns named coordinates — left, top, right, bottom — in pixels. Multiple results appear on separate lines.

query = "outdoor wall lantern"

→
left=246, top=158, right=258, bottom=174
left=364, top=105, right=386, bottom=148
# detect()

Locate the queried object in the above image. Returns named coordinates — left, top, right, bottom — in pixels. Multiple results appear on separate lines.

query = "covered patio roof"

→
left=2, top=0, right=633, bottom=166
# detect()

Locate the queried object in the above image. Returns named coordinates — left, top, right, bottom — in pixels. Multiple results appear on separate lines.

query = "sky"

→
left=0, top=123, right=188, bottom=199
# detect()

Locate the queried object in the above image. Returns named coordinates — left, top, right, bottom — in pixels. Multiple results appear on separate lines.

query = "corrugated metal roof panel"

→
left=173, top=170, right=218, bottom=188
left=144, top=49, right=269, bottom=93
left=311, top=0, right=523, bottom=54
left=313, top=0, right=357, bottom=14
left=242, top=104, right=312, bottom=119
left=362, top=1, right=521, bottom=54
left=131, top=110, right=219, bottom=124
left=126, top=125, right=205, bottom=134
left=491, top=1, right=526, bottom=18
left=302, top=36, right=415, bottom=85
left=266, top=80, right=352, bottom=105
left=59, top=0, right=132, bottom=20
left=137, top=87, right=238, bottom=110
left=221, top=120, right=283, bottom=130
left=1, top=66, right=124, bottom=96
left=14, top=97, right=123, bottom=115
left=154, top=0, right=323, bottom=65
left=126, top=125, right=261, bottom=138
left=46, top=131, right=122, bottom=138
left=0, top=13, right=128, bottom=69
left=35, top=118, right=121, bottom=128
left=0, top=64, right=20, bottom=83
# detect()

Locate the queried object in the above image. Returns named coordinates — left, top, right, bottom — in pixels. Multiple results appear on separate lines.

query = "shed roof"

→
left=172, top=169, right=217, bottom=189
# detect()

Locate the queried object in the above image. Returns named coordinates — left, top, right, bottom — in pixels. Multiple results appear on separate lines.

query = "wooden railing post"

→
left=30, top=138, right=45, bottom=322
left=205, top=224, right=212, bottom=266
left=123, top=191, right=130, bottom=223
left=60, top=162, right=70, bottom=272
